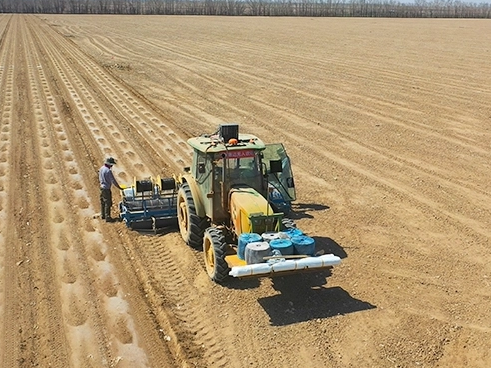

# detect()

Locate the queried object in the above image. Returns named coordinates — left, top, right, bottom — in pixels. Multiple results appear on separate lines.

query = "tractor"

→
left=175, top=124, right=340, bottom=283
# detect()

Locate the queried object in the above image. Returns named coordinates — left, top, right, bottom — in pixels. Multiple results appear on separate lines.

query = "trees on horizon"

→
left=0, top=0, right=490, bottom=18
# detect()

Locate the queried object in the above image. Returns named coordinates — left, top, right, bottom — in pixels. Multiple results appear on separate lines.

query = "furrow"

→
left=75, top=24, right=491, bottom=170
left=24, top=18, right=112, bottom=367
left=31, top=27, right=150, bottom=180
left=85, top=25, right=491, bottom=152
left=0, top=14, right=15, bottom=367
left=0, top=15, right=70, bottom=366
left=41, top=18, right=192, bottom=170
left=25, top=16, right=155, bottom=367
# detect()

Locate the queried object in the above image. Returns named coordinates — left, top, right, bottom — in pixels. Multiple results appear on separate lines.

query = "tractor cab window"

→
left=214, top=151, right=261, bottom=182
left=194, top=151, right=213, bottom=186
left=227, top=156, right=259, bottom=180
left=214, top=156, right=224, bottom=180
left=262, top=143, right=296, bottom=203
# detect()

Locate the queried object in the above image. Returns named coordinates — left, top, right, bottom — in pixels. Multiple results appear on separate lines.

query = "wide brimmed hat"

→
left=105, top=157, right=117, bottom=166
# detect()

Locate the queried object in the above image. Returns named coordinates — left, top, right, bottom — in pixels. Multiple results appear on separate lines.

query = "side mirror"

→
left=198, top=163, right=206, bottom=173
left=184, top=166, right=191, bottom=173
left=269, top=160, right=282, bottom=174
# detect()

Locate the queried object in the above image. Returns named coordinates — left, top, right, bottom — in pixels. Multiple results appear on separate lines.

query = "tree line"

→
left=1, top=0, right=490, bottom=18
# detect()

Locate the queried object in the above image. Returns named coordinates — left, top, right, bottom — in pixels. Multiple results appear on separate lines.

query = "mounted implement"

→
left=119, top=176, right=178, bottom=232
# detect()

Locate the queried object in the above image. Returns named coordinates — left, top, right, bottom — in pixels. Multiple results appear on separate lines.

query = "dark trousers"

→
left=100, top=188, right=112, bottom=218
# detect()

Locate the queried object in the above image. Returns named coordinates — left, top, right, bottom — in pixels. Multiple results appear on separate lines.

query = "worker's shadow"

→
left=259, top=275, right=376, bottom=326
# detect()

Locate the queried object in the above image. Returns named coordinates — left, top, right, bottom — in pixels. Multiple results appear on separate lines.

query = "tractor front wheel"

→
left=203, top=227, right=230, bottom=284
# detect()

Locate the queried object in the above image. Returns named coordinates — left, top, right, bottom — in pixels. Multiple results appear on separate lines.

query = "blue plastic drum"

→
left=238, top=233, right=262, bottom=260
left=291, top=235, right=316, bottom=256
left=280, top=228, right=304, bottom=239
left=269, top=238, right=294, bottom=255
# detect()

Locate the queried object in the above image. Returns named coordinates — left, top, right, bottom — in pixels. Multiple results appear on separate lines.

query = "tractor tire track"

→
left=127, top=233, right=231, bottom=368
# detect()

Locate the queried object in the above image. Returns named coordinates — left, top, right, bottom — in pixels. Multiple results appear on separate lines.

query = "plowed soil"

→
left=1, top=14, right=490, bottom=368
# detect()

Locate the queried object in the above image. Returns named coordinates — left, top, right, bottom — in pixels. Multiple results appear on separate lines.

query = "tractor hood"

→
left=230, top=187, right=272, bottom=216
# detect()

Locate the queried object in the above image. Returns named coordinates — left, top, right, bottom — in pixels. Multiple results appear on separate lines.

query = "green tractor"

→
left=176, top=124, right=340, bottom=283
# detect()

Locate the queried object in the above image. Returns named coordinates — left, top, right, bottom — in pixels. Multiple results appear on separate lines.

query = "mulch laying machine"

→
left=119, top=177, right=178, bottom=232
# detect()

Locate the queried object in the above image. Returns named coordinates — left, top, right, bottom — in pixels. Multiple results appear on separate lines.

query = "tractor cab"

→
left=186, top=125, right=263, bottom=221
left=185, top=124, right=296, bottom=223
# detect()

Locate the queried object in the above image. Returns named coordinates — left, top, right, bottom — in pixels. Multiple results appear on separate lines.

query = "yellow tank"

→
left=229, top=187, right=280, bottom=236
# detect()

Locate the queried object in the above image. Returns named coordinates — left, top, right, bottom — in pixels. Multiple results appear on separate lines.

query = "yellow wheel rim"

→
left=203, top=234, right=215, bottom=277
left=177, top=192, right=188, bottom=239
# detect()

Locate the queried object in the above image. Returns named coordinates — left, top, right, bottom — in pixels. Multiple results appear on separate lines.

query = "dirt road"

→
left=0, top=14, right=490, bottom=367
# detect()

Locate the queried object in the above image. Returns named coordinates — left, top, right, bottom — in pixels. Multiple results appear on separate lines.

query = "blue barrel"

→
left=280, top=228, right=304, bottom=239
left=291, top=235, right=316, bottom=256
left=269, top=238, right=294, bottom=255
left=238, top=233, right=262, bottom=260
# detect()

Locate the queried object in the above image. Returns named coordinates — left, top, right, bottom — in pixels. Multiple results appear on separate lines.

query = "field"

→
left=0, top=14, right=490, bottom=368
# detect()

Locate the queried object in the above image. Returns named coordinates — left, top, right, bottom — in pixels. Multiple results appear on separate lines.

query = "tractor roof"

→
left=187, top=133, right=266, bottom=154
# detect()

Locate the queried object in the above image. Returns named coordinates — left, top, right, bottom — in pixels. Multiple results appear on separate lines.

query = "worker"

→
left=99, top=157, right=123, bottom=222
left=268, top=183, right=283, bottom=201
left=268, top=183, right=291, bottom=214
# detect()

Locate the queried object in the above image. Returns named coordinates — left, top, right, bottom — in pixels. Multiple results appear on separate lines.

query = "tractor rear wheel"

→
left=177, top=182, right=208, bottom=249
left=203, top=227, right=230, bottom=284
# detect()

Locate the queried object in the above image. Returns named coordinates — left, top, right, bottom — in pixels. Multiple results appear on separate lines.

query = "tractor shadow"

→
left=288, top=202, right=330, bottom=220
left=258, top=275, right=376, bottom=326
left=312, top=236, right=347, bottom=259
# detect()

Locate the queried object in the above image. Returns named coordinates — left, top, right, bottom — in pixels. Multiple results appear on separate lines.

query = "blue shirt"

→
left=99, top=165, right=120, bottom=190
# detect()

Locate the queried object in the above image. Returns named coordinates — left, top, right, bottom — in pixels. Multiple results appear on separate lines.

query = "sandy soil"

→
left=0, top=14, right=490, bottom=368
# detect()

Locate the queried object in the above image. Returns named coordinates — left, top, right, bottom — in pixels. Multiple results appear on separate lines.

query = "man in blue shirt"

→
left=99, top=157, right=123, bottom=222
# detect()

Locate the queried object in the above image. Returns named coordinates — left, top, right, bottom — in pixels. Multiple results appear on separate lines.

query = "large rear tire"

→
left=203, top=227, right=230, bottom=284
left=177, top=182, right=208, bottom=249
